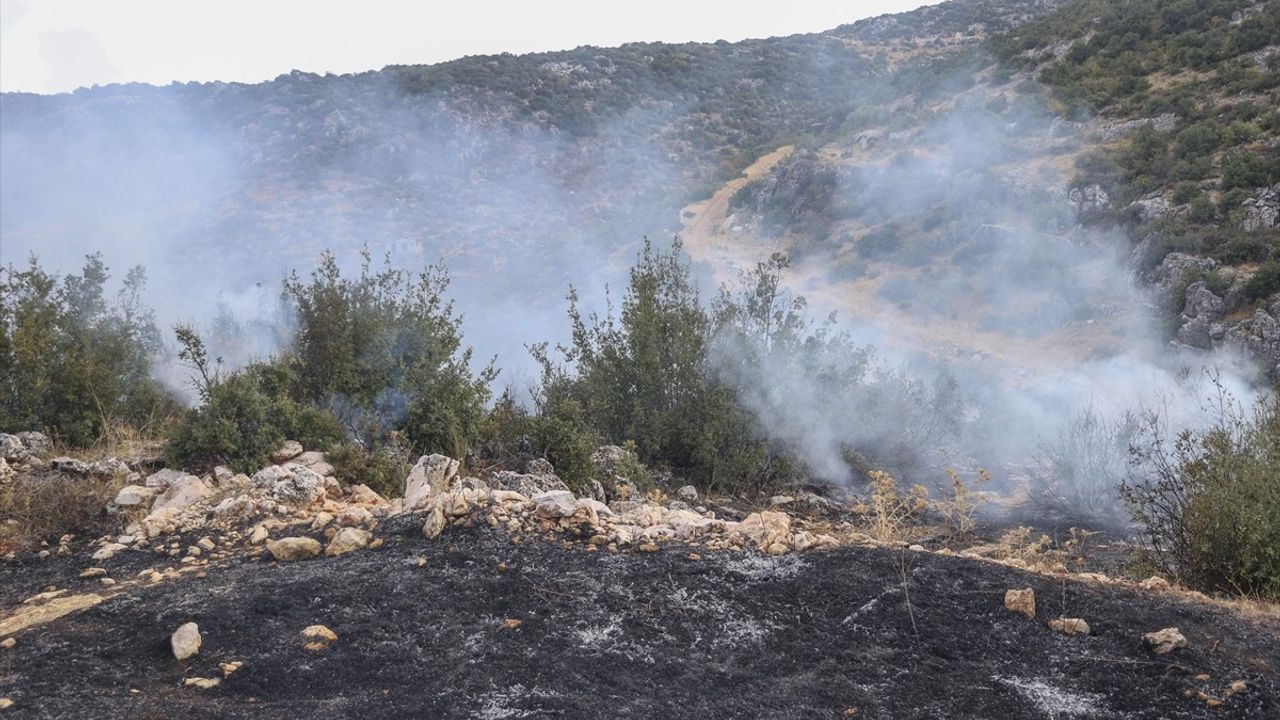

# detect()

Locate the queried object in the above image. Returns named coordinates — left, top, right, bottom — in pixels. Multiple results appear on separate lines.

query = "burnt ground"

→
left=1, top=516, right=1277, bottom=719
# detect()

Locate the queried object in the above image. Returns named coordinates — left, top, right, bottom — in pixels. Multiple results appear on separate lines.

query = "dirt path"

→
left=680, top=145, right=795, bottom=285
left=1, top=518, right=1276, bottom=719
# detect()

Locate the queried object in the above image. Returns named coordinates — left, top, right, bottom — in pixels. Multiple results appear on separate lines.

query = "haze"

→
left=1, top=0, right=929, bottom=94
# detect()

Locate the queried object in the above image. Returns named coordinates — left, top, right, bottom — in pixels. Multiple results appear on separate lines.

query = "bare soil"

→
left=1, top=516, right=1276, bottom=719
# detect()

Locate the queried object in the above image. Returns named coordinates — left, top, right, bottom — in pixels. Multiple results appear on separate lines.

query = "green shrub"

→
left=164, top=326, right=344, bottom=473
left=328, top=433, right=413, bottom=498
left=0, top=255, right=179, bottom=446
left=1123, top=392, right=1280, bottom=599
left=1243, top=260, right=1280, bottom=302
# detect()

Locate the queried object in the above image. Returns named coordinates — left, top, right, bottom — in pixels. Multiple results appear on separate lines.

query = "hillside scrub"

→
left=0, top=254, right=179, bottom=446
left=1123, top=390, right=1280, bottom=600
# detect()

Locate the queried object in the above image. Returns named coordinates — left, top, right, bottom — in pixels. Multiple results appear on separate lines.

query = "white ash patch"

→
left=722, top=553, right=807, bottom=581
left=999, top=677, right=1109, bottom=719
left=474, top=684, right=556, bottom=720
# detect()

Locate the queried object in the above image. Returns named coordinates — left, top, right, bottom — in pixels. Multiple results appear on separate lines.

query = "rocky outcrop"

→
left=1239, top=183, right=1279, bottom=232
left=404, top=455, right=459, bottom=509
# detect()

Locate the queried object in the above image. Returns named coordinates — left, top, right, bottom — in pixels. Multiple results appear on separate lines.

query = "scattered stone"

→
left=676, top=485, right=698, bottom=502
left=337, top=506, right=374, bottom=527
left=422, top=506, right=447, bottom=540
left=266, top=537, right=322, bottom=562
left=324, top=527, right=372, bottom=557
left=79, top=567, right=108, bottom=578
left=92, top=543, right=127, bottom=562
left=1004, top=588, right=1036, bottom=619
left=1048, top=618, right=1090, bottom=636
left=184, top=677, right=221, bottom=689
left=170, top=622, right=202, bottom=660
left=301, top=625, right=337, bottom=651
left=220, top=661, right=244, bottom=677
left=731, top=511, right=791, bottom=550
left=0, top=698, right=12, bottom=710
left=196, top=537, right=216, bottom=552
left=253, top=464, right=326, bottom=506
left=271, top=440, right=304, bottom=463
left=489, top=469, right=569, bottom=498
left=501, top=618, right=523, bottom=630
left=310, top=512, right=334, bottom=530
left=249, top=525, right=269, bottom=544
left=1143, top=627, right=1187, bottom=654
left=0, top=638, right=14, bottom=649
left=1139, top=576, right=1171, bottom=592
left=151, top=476, right=212, bottom=514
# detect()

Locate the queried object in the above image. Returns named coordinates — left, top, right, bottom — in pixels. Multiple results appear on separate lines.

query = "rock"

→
left=293, top=450, right=334, bottom=477
left=1139, top=576, right=1171, bottom=592
left=324, top=527, right=372, bottom=557
left=337, top=506, right=374, bottom=527
left=347, top=484, right=386, bottom=505
left=1068, top=183, right=1109, bottom=216
left=422, top=505, right=447, bottom=539
left=1176, top=316, right=1213, bottom=349
left=170, top=622, right=202, bottom=660
left=532, top=490, right=578, bottom=518
left=49, top=457, right=90, bottom=475
left=15, top=431, right=51, bottom=456
left=1143, top=627, right=1187, bottom=654
left=1048, top=618, right=1090, bottom=636
left=676, top=485, right=698, bottom=502
left=249, top=525, right=269, bottom=544
left=301, top=624, right=337, bottom=651
left=768, top=495, right=795, bottom=507
left=196, top=537, right=215, bottom=551
left=0, top=434, right=27, bottom=461
left=266, top=537, right=322, bottom=562
left=271, top=440, right=304, bottom=463
left=731, top=511, right=791, bottom=549
left=310, top=512, right=334, bottom=530
left=220, top=661, right=243, bottom=677
left=0, top=698, right=11, bottom=710
left=92, top=543, right=127, bottom=561
left=252, top=464, right=326, bottom=506
left=112, top=485, right=156, bottom=507
left=0, top=638, right=14, bottom=649
left=144, top=468, right=191, bottom=489
left=213, top=466, right=235, bottom=484
left=489, top=469, right=569, bottom=498
left=150, top=476, right=212, bottom=514
left=404, top=454, right=459, bottom=508
left=1239, top=183, right=1279, bottom=232
left=0, top=457, right=11, bottom=481
left=184, top=677, right=221, bottom=689
left=87, top=457, right=130, bottom=478
left=1183, top=281, right=1225, bottom=320
left=79, top=567, right=108, bottom=578
left=1004, top=588, right=1036, bottom=619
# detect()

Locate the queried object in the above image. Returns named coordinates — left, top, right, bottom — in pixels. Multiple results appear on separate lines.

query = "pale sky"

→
left=1, top=1, right=930, bottom=94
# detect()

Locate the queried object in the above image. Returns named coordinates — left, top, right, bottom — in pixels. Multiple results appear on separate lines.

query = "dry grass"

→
left=0, top=473, right=127, bottom=552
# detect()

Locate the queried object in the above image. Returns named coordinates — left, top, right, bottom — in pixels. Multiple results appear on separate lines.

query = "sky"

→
left=1, top=0, right=930, bottom=94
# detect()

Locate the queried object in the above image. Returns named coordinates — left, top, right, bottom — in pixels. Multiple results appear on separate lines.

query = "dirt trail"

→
left=681, top=145, right=795, bottom=284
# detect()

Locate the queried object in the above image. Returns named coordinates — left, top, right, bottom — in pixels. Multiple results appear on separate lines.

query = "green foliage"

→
left=0, top=254, right=178, bottom=446
left=1124, top=392, right=1280, bottom=599
left=164, top=326, right=344, bottom=473
left=1243, top=261, right=1280, bottom=303
left=328, top=433, right=413, bottom=499
left=283, top=248, right=495, bottom=458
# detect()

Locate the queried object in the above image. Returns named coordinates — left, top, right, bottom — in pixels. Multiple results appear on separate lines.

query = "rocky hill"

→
left=4, top=0, right=1275, bottom=376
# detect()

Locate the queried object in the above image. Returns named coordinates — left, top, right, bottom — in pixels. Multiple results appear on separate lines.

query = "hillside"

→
left=9, top=0, right=1275, bottom=377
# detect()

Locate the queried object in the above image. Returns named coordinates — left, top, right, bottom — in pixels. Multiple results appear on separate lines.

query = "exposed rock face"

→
left=1239, top=183, right=1279, bottom=231
left=1145, top=252, right=1219, bottom=308
left=0, top=434, right=24, bottom=461
left=113, top=485, right=156, bottom=508
left=270, top=440, right=304, bottom=463
left=404, top=454, right=459, bottom=508
left=1067, top=184, right=1109, bottom=216
left=532, top=491, right=578, bottom=518
left=15, top=431, right=51, bottom=457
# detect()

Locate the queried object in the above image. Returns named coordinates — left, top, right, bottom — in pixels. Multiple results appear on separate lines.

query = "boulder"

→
left=112, top=485, right=156, bottom=508
left=1004, top=588, right=1036, bottom=619
left=731, top=511, right=791, bottom=549
left=301, top=625, right=337, bottom=651
left=324, top=528, right=372, bottom=557
left=270, top=440, right=304, bottom=463
left=292, top=450, right=334, bottom=476
left=252, top=464, right=325, bottom=506
left=676, top=485, right=698, bottom=502
left=150, top=477, right=212, bottom=514
left=88, top=457, right=131, bottom=478
left=347, top=484, right=386, bottom=505
left=170, top=622, right=202, bottom=660
left=488, top=469, right=568, bottom=498
left=266, top=537, right=322, bottom=562
left=144, top=468, right=191, bottom=489
left=336, top=506, right=374, bottom=527
left=1142, top=627, right=1187, bottom=654
left=532, top=490, right=577, bottom=518
left=15, top=431, right=51, bottom=457
left=0, top=434, right=27, bottom=461
left=422, top=505, right=447, bottom=539
left=49, top=457, right=90, bottom=475
left=404, top=454, right=459, bottom=508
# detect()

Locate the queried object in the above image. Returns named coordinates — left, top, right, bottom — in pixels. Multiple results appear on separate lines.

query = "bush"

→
left=1123, top=391, right=1280, bottom=599
left=0, top=474, right=127, bottom=549
left=0, top=255, right=179, bottom=446
left=164, top=326, right=344, bottom=473
left=328, top=433, right=413, bottom=498
left=1243, top=260, right=1280, bottom=302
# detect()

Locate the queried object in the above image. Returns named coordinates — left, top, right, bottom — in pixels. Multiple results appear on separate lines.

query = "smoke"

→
left=0, top=29, right=1270, bottom=525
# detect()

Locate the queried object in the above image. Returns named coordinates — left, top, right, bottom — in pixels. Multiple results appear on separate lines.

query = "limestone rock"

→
left=1143, top=627, right=1187, bottom=654
left=489, top=469, right=568, bottom=498
left=676, top=485, right=698, bottom=502
left=1048, top=617, right=1090, bottom=636
left=731, top=511, right=791, bottom=549
left=422, top=505, right=447, bottom=539
left=347, top=484, right=386, bottom=505
left=1139, top=576, right=1171, bottom=592
left=252, top=464, right=326, bottom=506
left=325, top=527, right=372, bottom=557
left=404, top=454, right=459, bottom=508
left=144, top=468, right=191, bottom=489
left=271, top=440, right=304, bottom=463
left=1004, top=588, right=1036, bottom=619
left=0, top=434, right=26, bottom=461
left=150, top=476, right=212, bottom=514
left=266, top=537, right=322, bottom=562
left=301, top=624, right=337, bottom=651
left=171, top=622, right=202, bottom=660
left=532, top=490, right=577, bottom=518
left=113, top=485, right=156, bottom=508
